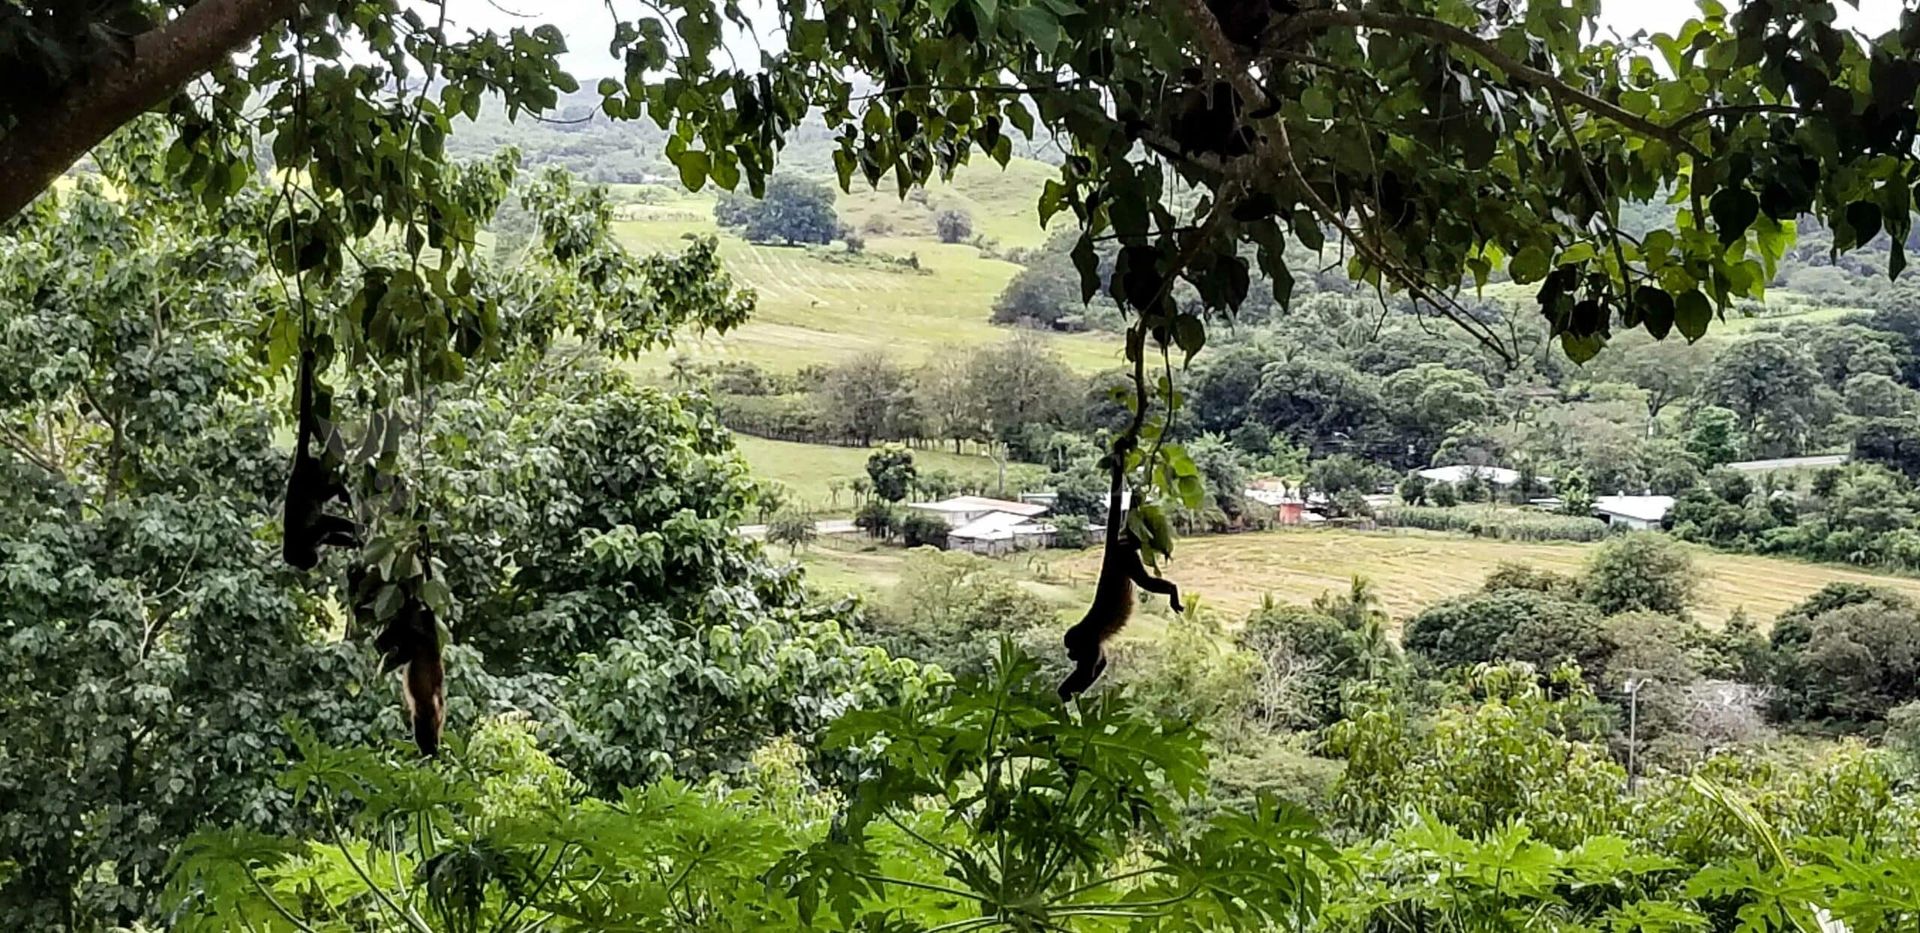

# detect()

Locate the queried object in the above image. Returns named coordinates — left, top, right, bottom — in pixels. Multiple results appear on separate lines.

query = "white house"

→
left=1417, top=464, right=1527, bottom=488
left=906, top=495, right=1050, bottom=528
left=1593, top=494, right=1675, bottom=530
left=1725, top=453, right=1850, bottom=473
left=947, top=511, right=1058, bottom=555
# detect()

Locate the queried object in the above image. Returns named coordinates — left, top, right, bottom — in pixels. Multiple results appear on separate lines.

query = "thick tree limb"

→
left=1275, top=9, right=1707, bottom=159
left=1171, top=0, right=1515, bottom=363
left=0, top=0, right=298, bottom=223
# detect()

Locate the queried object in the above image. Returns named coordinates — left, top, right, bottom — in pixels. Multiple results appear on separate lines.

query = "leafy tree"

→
left=1854, top=415, right=1920, bottom=479
left=914, top=351, right=987, bottom=453
left=864, top=443, right=917, bottom=503
left=1251, top=359, right=1384, bottom=452
left=1808, top=323, right=1907, bottom=389
left=1582, top=533, right=1698, bottom=617
left=854, top=499, right=899, bottom=539
left=1306, top=454, right=1387, bottom=504
left=821, top=352, right=917, bottom=444
left=1843, top=371, right=1918, bottom=418
left=1403, top=589, right=1604, bottom=676
left=933, top=207, right=974, bottom=243
left=968, top=338, right=1075, bottom=452
left=717, top=174, right=840, bottom=245
left=900, top=509, right=952, bottom=548
left=1703, top=333, right=1831, bottom=457
left=768, top=508, right=818, bottom=553
left=1589, top=331, right=1711, bottom=433
left=1381, top=363, right=1495, bottom=460
left=1684, top=406, right=1744, bottom=468
left=990, top=228, right=1111, bottom=330
left=1769, top=596, right=1920, bottom=725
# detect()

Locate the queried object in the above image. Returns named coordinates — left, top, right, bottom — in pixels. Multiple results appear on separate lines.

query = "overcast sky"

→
left=423, top=0, right=1909, bottom=81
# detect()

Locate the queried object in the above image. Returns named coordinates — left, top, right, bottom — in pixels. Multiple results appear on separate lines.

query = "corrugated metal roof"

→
left=908, top=495, right=1050, bottom=517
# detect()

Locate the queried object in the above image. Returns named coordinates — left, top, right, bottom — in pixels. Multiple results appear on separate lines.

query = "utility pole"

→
left=1624, top=677, right=1646, bottom=793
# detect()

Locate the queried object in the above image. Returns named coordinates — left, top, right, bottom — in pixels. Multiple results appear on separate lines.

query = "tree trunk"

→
left=0, top=0, right=299, bottom=222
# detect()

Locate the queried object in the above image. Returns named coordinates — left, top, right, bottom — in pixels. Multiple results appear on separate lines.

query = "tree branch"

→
left=0, top=0, right=300, bottom=223
left=1274, top=9, right=1706, bottom=159
left=1172, top=0, right=1515, bottom=363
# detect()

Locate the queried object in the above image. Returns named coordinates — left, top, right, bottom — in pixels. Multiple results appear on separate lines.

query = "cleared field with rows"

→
left=609, top=160, right=1115, bottom=376
left=1051, top=527, right=1920, bottom=627
left=798, top=527, right=1920, bottom=630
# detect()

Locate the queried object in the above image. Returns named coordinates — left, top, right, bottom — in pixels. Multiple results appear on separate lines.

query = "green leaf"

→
left=1509, top=245, right=1550, bottom=284
left=1708, top=186, right=1759, bottom=246
left=1172, top=314, right=1205, bottom=363
left=675, top=150, right=711, bottom=191
left=1674, top=289, right=1712, bottom=341
left=1006, top=5, right=1060, bottom=53
left=1635, top=285, right=1676, bottom=340
left=1847, top=199, right=1883, bottom=247
left=1038, top=179, right=1068, bottom=228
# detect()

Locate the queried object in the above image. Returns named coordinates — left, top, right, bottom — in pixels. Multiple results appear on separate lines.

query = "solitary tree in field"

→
left=934, top=207, right=974, bottom=244
left=715, top=174, right=839, bottom=245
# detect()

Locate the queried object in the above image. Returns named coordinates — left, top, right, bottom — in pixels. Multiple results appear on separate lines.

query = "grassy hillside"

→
left=798, top=527, right=1920, bottom=629
left=738, top=436, right=1050, bottom=514
left=606, top=159, right=1115, bottom=377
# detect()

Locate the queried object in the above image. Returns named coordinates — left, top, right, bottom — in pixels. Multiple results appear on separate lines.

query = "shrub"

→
left=900, top=510, right=951, bottom=548
left=1050, top=514, right=1090, bottom=549
left=1768, top=591, right=1920, bottom=724
left=1582, top=532, right=1697, bottom=615
left=766, top=508, right=817, bottom=553
left=855, top=499, right=899, bottom=539
left=866, top=549, right=1055, bottom=672
left=1404, top=589, right=1603, bottom=673
left=933, top=207, right=974, bottom=243
left=1236, top=605, right=1352, bottom=730
left=1376, top=506, right=1610, bottom=542
left=1480, top=562, right=1582, bottom=598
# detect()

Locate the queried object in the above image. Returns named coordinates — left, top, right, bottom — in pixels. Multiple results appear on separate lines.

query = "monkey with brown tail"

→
left=352, top=557, right=446, bottom=758
left=1058, top=437, right=1184, bottom=700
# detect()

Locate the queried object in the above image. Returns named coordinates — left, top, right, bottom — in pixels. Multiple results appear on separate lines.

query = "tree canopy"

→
left=13, top=0, right=1920, bottom=564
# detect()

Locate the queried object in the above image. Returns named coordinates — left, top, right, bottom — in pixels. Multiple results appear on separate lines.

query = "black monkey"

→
left=281, top=349, right=359, bottom=570
left=1059, top=447, right=1184, bottom=700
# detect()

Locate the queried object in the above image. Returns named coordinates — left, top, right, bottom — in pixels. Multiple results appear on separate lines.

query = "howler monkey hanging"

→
left=355, top=563, right=446, bottom=757
left=1059, top=442, right=1184, bottom=699
left=281, top=348, right=360, bottom=570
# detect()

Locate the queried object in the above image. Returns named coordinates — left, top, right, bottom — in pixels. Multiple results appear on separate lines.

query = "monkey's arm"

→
left=1122, top=548, right=1185, bottom=612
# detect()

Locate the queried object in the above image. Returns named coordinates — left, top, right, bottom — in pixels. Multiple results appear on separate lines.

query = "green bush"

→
left=1376, top=506, right=1611, bottom=542
left=1582, top=532, right=1698, bottom=615
left=899, top=509, right=951, bottom=548
left=1403, top=589, right=1604, bottom=674
left=1480, top=562, right=1582, bottom=598
left=866, top=549, right=1056, bottom=673
left=1767, top=587, right=1920, bottom=725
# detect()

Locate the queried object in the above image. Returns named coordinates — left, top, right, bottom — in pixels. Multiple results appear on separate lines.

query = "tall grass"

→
left=1378, top=506, right=1612, bottom=542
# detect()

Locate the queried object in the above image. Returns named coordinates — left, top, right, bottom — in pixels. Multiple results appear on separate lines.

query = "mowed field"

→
left=737, top=436, right=1049, bottom=514
left=1052, top=528, right=1920, bottom=627
left=800, top=527, right=1920, bottom=630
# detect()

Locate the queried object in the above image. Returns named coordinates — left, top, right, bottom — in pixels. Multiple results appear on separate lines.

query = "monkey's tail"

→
left=407, top=648, right=445, bottom=758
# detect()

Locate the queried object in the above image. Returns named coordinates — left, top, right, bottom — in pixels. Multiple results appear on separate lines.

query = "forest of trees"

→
left=10, top=0, right=1920, bottom=931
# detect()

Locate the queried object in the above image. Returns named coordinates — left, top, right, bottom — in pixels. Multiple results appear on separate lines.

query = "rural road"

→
left=736, top=518, right=859, bottom=538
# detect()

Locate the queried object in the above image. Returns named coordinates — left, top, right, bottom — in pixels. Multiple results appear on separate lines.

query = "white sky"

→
left=427, top=0, right=1910, bottom=81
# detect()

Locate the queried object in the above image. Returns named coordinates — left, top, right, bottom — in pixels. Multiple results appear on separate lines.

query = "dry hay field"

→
left=1050, top=527, right=1920, bottom=628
